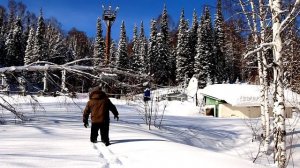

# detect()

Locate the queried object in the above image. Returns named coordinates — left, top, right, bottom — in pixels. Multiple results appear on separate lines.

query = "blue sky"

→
left=0, top=0, right=217, bottom=40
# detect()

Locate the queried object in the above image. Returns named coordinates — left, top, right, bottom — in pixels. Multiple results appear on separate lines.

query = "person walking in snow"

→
left=83, top=86, right=119, bottom=146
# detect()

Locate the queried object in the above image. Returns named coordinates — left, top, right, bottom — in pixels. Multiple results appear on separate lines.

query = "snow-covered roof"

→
left=199, top=84, right=300, bottom=107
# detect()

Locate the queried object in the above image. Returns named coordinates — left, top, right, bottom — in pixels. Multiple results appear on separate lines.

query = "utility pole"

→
left=102, top=5, right=118, bottom=66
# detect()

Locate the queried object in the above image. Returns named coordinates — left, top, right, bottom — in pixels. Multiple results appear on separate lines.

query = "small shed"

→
left=199, top=84, right=299, bottom=118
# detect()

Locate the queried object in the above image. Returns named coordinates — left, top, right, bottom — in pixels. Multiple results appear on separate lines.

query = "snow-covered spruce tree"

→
left=159, top=5, right=174, bottom=85
left=0, top=7, right=5, bottom=66
left=93, top=17, right=105, bottom=67
left=0, top=7, right=4, bottom=30
left=110, top=40, right=118, bottom=67
left=131, top=24, right=143, bottom=72
left=13, top=17, right=25, bottom=66
left=32, top=9, right=47, bottom=62
left=0, top=27, right=5, bottom=66
left=5, top=17, right=24, bottom=66
left=147, top=20, right=158, bottom=76
left=117, top=21, right=129, bottom=70
left=176, top=9, right=190, bottom=84
left=7, top=0, right=16, bottom=33
left=186, top=10, right=198, bottom=79
left=4, top=27, right=13, bottom=67
left=23, top=18, right=30, bottom=44
left=194, top=7, right=214, bottom=88
left=139, top=21, right=148, bottom=74
left=214, top=0, right=227, bottom=83
left=24, top=26, right=35, bottom=65
left=154, top=33, right=169, bottom=85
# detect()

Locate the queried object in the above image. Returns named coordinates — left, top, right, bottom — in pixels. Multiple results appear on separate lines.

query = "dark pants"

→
left=90, top=123, right=109, bottom=143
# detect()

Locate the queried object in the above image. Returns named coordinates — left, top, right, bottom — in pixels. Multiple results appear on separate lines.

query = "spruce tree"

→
left=147, top=20, right=158, bottom=76
left=4, top=27, right=14, bottom=66
left=155, top=33, right=169, bottom=85
left=0, top=7, right=4, bottom=29
left=5, top=17, right=23, bottom=66
left=93, top=17, right=105, bottom=67
left=139, top=21, right=147, bottom=73
left=110, top=40, right=118, bottom=66
left=0, top=27, right=5, bottom=67
left=131, top=24, right=142, bottom=72
left=22, top=18, right=31, bottom=62
left=0, top=8, right=6, bottom=66
left=194, top=7, right=214, bottom=88
left=159, top=5, right=174, bottom=85
left=214, top=0, right=227, bottom=83
left=187, top=10, right=198, bottom=78
left=24, top=26, right=35, bottom=65
left=33, top=9, right=47, bottom=62
left=176, top=9, right=189, bottom=84
left=117, top=21, right=129, bottom=70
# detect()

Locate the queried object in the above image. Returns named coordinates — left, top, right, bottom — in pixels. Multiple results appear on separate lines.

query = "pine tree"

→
left=147, top=20, right=158, bottom=76
left=93, top=17, right=105, bottom=67
left=33, top=9, right=47, bottom=62
left=214, top=0, right=227, bottom=83
left=194, top=7, right=214, bottom=88
left=176, top=9, right=190, bottom=84
left=117, top=21, right=129, bottom=70
left=24, top=26, right=35, bottom=65
left=139, top=21, right=147, bottom=73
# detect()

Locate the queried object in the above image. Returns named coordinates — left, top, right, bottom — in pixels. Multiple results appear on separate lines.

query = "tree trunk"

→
left=258, top=0, right=271, bottom=152
left=249, top=0, right=270, bottom=151
left=270, top=0, right=286, bottom=167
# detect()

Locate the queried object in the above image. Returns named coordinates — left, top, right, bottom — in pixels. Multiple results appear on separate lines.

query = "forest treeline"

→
left=0, top=0, right=300, bottom=93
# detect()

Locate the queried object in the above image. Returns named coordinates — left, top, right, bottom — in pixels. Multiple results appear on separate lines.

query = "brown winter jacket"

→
left=83, top=87, right=119, bottom=124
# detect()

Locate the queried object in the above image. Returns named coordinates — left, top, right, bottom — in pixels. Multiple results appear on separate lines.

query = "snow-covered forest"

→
left=1, top=0, right=299, bottom=91
left=1, top=0, right=300, bottom=167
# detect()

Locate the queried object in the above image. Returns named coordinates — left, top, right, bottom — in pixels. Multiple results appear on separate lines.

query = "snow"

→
left=0, top=94, right=299, bottom=168
left=185, top=77, right=198, bottom=98
left=199, top=84, right=300, bottom=107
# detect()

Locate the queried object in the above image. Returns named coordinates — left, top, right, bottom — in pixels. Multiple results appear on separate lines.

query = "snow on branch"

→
left=279, top=0, right=300, bottom=33
left=0, top=59, right=147, bottom=77
left=244, top=42, right=275, bottom=59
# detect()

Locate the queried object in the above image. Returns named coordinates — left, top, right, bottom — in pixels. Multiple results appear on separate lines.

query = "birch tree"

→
left=238, top=0, right=271, bottom=152
left=240, top=0, right=300, bottom=166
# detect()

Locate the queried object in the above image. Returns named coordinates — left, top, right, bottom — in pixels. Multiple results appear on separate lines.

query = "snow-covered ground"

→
left=0, top=94, right=299, bottom=168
